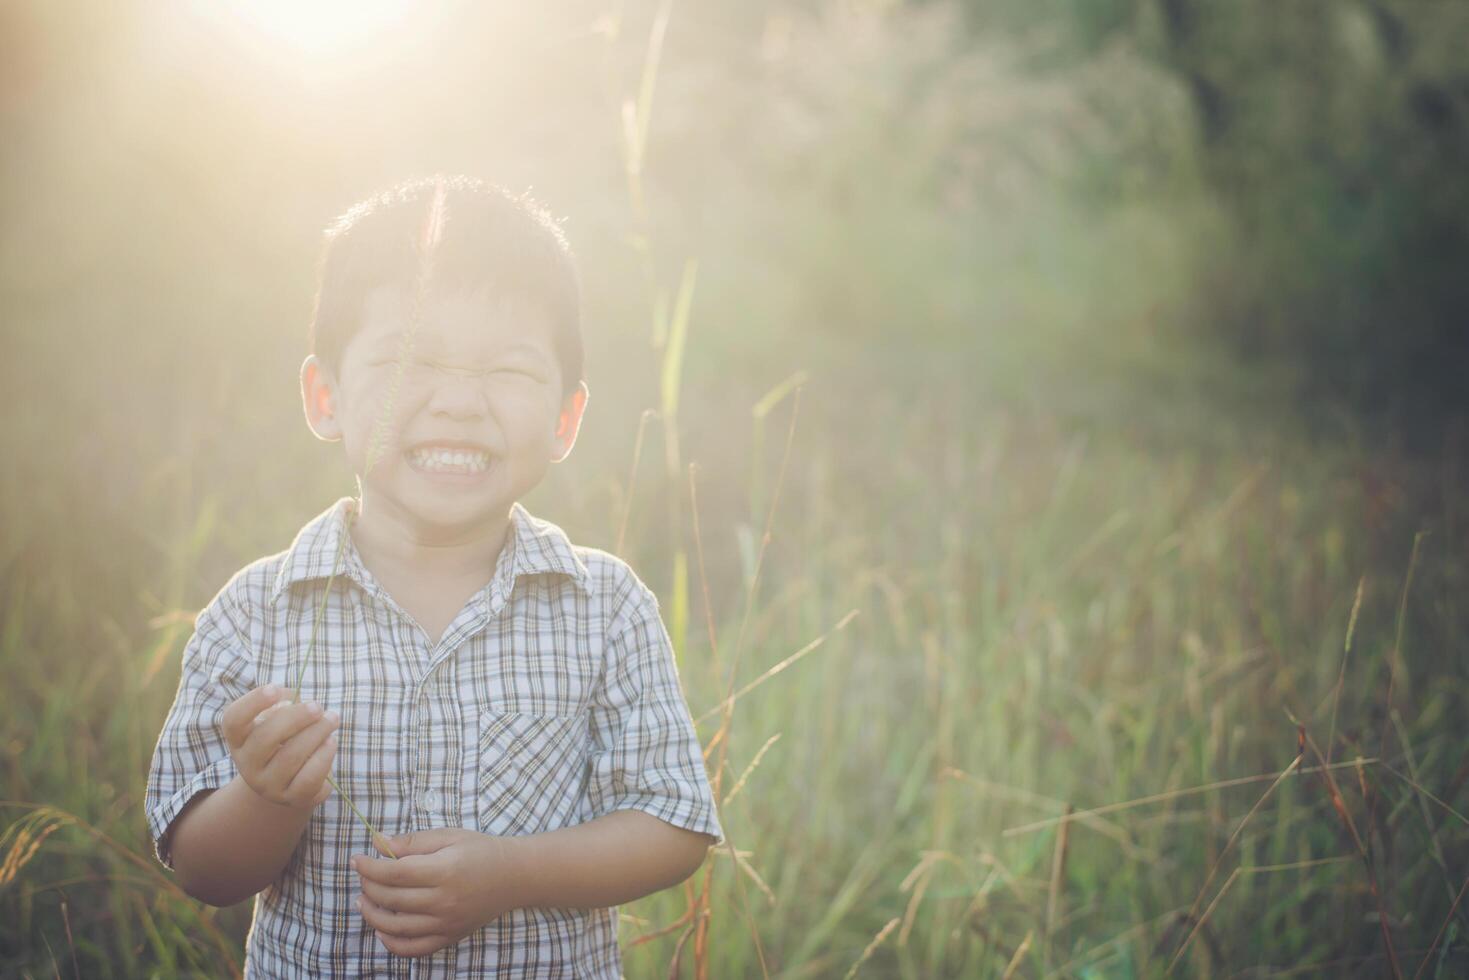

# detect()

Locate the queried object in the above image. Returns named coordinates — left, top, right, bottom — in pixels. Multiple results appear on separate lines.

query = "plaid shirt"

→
left=145, top=497, right=723, bottom=978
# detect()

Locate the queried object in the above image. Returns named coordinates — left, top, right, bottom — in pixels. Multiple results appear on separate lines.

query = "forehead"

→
left=355, top=283, right=555, bottom=357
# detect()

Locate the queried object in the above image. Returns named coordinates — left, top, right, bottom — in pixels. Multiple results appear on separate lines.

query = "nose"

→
left=425, top=371, right=486, bottom=422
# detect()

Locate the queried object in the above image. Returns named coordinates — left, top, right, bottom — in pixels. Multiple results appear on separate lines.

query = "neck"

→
left=347, top=489, right=514, bottom=584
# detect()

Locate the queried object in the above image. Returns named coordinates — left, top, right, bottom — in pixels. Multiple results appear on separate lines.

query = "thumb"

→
left=378, top=828, right=458, bottom=857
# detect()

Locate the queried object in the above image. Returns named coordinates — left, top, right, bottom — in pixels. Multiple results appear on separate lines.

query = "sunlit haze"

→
left=194, top=0, right=417, bottom=56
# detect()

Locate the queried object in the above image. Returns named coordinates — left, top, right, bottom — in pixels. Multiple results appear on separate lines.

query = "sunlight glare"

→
left=207, top=0, right=417, bottom=57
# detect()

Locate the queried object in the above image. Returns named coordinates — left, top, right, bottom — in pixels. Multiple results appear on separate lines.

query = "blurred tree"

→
left=949, top=0, right=1469, bottom=442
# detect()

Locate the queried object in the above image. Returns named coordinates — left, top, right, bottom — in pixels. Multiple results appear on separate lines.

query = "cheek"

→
left=342, top=409, right=400, bottom=461
left=347, top=378, right=414, bottom=435
left=494, top=389, right=560, bottom=436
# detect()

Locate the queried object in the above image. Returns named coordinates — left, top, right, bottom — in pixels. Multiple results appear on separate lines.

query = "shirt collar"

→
left=502, top=500, right=593, bottom=596
left=269, top=498, right=592, bottom=602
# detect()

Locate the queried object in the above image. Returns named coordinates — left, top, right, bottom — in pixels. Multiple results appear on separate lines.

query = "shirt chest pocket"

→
left=476, top=709, right=591, bottom=837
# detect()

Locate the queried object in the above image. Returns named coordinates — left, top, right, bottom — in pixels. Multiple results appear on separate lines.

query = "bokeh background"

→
left=3, top=0, right=1467, bottom=976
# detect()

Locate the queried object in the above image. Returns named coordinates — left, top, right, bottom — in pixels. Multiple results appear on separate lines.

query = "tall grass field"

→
left=4, top=369, right=1466, bottom=976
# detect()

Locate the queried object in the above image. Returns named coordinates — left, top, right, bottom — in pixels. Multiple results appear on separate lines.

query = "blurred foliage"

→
left=954, top=0, right=1469, bottom=439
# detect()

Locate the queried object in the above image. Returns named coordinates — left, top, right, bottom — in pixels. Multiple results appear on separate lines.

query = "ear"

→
left=551, top=381, right=589, bottom=463
left=300, top=355, right=343, bottom=442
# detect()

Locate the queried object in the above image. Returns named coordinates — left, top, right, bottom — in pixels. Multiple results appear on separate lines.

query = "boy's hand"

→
left=221, top=684, right=340, bottom=811
left=353, top=829, right=523, bottom=958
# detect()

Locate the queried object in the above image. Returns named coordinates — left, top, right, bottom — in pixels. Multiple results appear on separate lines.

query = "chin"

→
left=403, top=496, right=506, bottom=525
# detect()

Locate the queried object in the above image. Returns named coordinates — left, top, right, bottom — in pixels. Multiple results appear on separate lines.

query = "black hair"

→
left=308, top=175, right=584, bottom=396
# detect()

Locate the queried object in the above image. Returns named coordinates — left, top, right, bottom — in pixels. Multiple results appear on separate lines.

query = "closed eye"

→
left=414, top=359, right=545, bottom=382
left=494, top=366, right=544, bottom=381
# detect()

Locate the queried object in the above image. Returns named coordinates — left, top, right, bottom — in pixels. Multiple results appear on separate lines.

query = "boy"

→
left=145, top=175, right=723, bottom=977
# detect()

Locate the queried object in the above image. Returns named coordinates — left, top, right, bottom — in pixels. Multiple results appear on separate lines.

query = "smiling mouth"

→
left=404, top=445, right=492, bottom=475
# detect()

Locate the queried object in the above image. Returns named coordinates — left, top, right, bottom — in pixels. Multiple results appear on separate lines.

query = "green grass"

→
left=3, top=379, right=1465, bottom=977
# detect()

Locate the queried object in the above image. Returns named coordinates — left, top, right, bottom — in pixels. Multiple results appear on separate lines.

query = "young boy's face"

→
left=300, top=283, right=588, bottom=539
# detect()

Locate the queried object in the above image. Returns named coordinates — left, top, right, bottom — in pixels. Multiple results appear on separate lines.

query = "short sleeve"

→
left=586, top=581, right=724, bottom=847
left=144, top=585, right=257, bottom=870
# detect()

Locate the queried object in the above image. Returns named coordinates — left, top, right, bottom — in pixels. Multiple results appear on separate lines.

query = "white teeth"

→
left=407, top=447, right=490, bottom=473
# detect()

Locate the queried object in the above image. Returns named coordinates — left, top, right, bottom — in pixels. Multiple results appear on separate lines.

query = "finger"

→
left=354, top=853, right=437, bottom=887
left=237, top=702, right=329, bottom=775
left=267, top=712, right=339, bottom=787
left=358, top=876, right=437, bottom=914
left=282, top=723, right=340, bottom=806
left=221, top=684, right=286, bottom=747
left=249, top=700, right=298, bottom=734
left=357, top=893, right=440, bottom=937
left=253, top=700, right=329, bottom=754
left=310, top=778, right=333, bottom=807
left=374, top=930, right=450, bottom=958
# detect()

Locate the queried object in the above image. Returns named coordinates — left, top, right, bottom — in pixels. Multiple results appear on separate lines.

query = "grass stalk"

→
left=1380, top=764, right=1469, bottom=828
left=1166, top=753, right=1302, bottom=974
left=283, top=499, right=397, bottom=860
left=842, top=916, right=900, bottom=980
left=1389, top=709, right=1457, bottom=906
left=1413, top=873, right=1469, bottom=980
left=1368, top=532, right=1425, bottom=826
left=1001, top=931, right=1034, bottom=980
left=1300, top=729, right=1402, bottom=979
left=1003, top=757, right=1373, bottom=837
left=1169, top=857, right=1357, bottom=971
left=1043, top=803, right=1073, bottom=971
left=282, top=180, right=450, bottom=863
left=688, top=461, right=773, bottom=980
left=615, top=408, right=658, bottom=556
left=1325, top=575, right=1365, bottom=765
left=362, top=177, right=445, bottom=475
left=691, top=609, right=858, bottom=727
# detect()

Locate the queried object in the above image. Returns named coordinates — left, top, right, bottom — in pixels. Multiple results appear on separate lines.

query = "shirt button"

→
left=419, top=788, right=442, bottom=814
